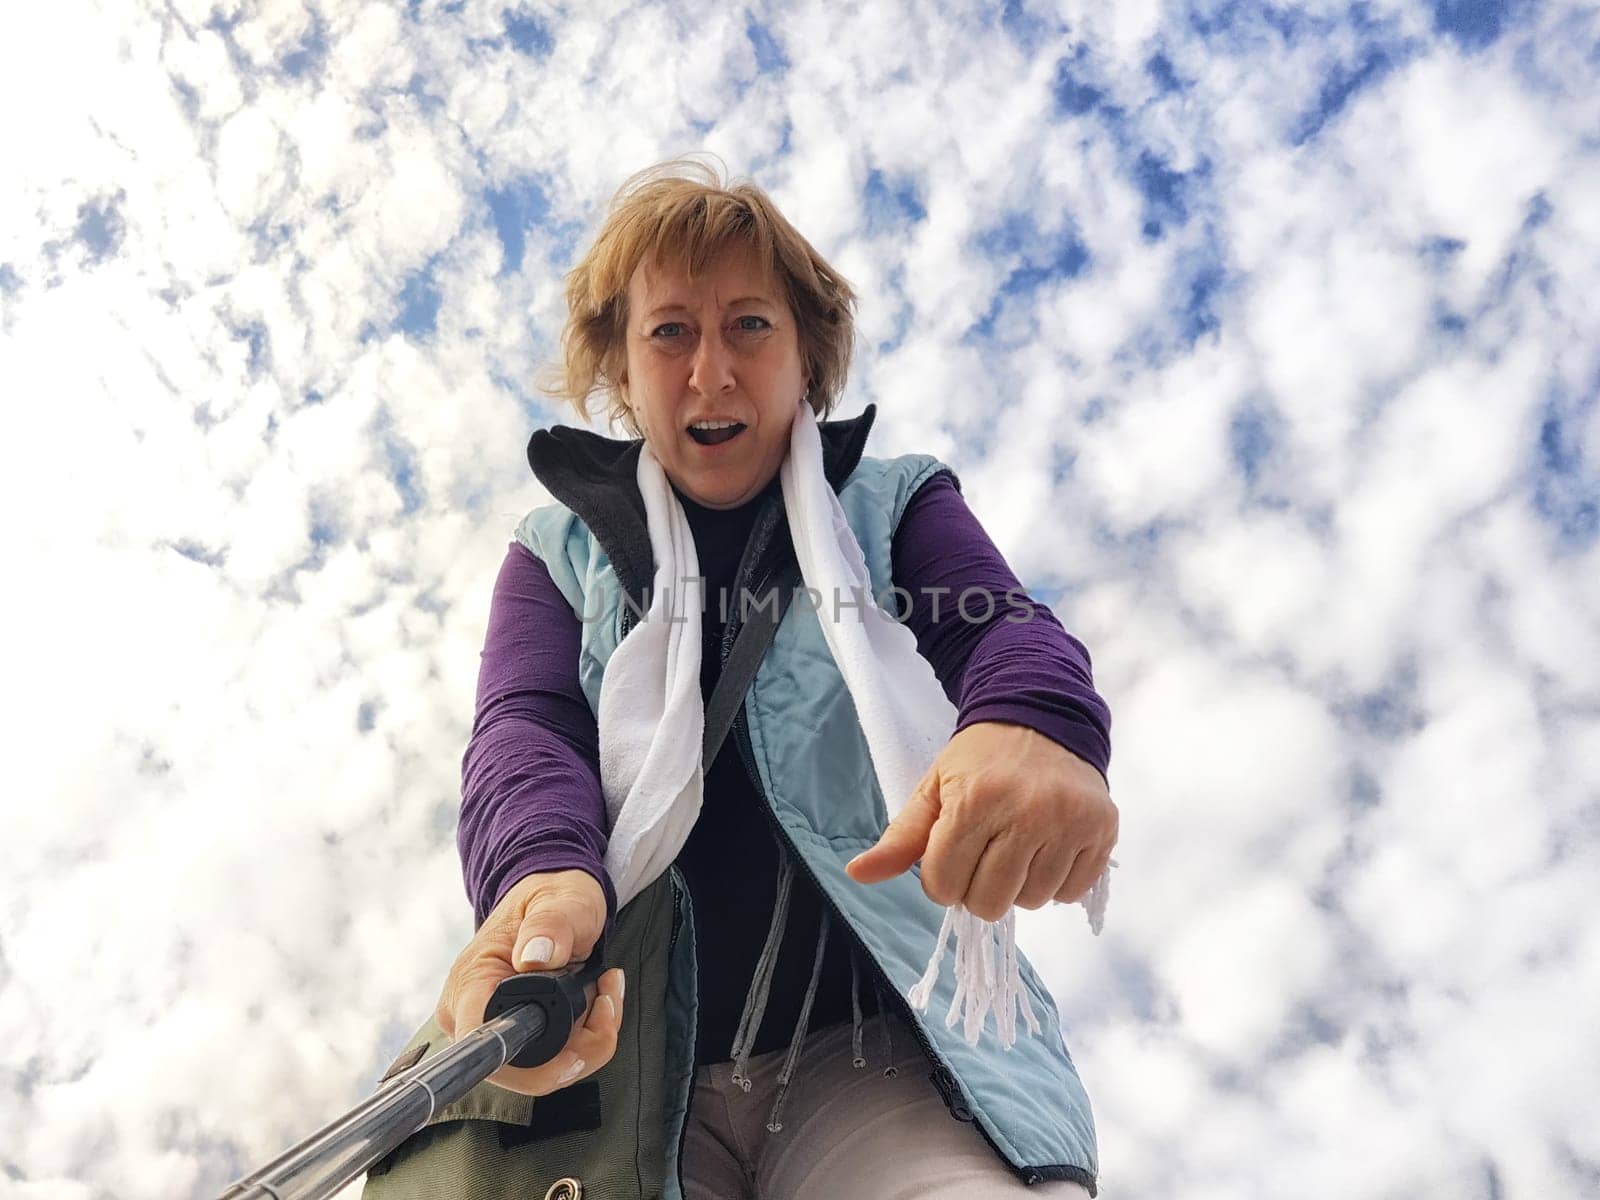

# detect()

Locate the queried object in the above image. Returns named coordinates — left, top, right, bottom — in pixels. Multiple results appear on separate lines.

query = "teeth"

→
left=689, top=419, right=742, bottom=430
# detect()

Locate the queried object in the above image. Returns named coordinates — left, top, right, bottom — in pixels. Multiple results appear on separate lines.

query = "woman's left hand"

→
left=844, top=721, right=1118, bottom=920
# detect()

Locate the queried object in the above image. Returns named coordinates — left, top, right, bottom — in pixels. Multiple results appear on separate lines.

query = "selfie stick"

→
left=215, top=937, right=607, bottom=1200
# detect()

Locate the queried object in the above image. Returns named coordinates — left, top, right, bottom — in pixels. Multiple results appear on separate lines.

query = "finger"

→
left=1016, top=838, right=1078, bottom=910
left=963, top=835, right=1037, bottom=923
left=513, top=897, right=593, bottom=971
left=917, top=777, right=990, bottom=908
left=847, top=771, right=941, bottom=883
left=1054, top=842, right=1110, bottom=905
left=563, top=967, right=627, bottom=1067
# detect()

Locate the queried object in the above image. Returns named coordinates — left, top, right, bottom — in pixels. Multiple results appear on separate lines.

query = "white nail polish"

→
left=519, top=936, right=555, bottom=967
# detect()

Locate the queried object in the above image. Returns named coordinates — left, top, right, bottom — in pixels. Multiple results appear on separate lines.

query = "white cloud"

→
left=5, top=0, right=1597, bottom=1196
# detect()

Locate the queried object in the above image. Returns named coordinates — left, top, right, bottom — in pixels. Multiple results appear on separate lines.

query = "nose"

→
left=688, top=327, right=735, bottom=396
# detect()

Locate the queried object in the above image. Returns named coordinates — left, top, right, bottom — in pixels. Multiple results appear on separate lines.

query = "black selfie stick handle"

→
left=486, top=930, right=610, bottom=1068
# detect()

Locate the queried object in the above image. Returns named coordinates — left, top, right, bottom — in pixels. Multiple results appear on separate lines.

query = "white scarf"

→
left=597, top=401, right=1112, bottom=1049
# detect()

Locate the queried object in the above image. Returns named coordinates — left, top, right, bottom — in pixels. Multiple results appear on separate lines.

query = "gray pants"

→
left=681, top=1007, right=1096, bottom=1199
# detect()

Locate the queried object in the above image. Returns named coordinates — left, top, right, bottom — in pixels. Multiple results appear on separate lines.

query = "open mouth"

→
left=687, top=423, right=746, bottom=446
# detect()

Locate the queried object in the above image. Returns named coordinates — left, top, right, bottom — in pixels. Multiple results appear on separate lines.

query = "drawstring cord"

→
left=765, top=910, right=828, bottom=1133
left=871, top=975, right=897, bottom=1077
left=729, top=847, right=796, bottom=1092
left=848, top=946, right=866, bottom=1069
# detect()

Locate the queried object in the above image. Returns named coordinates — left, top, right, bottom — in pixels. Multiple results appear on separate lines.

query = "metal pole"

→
left=216, top=942, right=607, bottom=1200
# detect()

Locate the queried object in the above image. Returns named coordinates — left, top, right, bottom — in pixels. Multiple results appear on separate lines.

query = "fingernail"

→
left=519, top=936, right=554, bottom=967
left=617, top=971, right=625, bottom=1003
left=600, top=995, right=617, bottom=1022
left=558, top=1058, right=585, bottom=1083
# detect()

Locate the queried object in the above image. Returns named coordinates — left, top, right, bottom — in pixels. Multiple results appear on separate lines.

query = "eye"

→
left=736, top=315, right=771, bottom=332
left=651, top=322, right=686, bottom=339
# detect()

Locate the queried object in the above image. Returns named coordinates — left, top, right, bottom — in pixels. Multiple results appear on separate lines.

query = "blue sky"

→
left=2, top=1, right=1598, bottom=1197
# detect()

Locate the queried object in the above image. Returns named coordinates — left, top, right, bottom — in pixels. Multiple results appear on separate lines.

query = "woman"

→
left=367, top=159, right=1117, bottom=1200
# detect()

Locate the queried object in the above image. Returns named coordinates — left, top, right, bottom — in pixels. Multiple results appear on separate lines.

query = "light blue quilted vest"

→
left=514, top=451, right=1099, bottom=1197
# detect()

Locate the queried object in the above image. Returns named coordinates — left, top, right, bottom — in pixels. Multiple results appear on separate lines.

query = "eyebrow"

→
left=643, top=296, right=775, bottom=320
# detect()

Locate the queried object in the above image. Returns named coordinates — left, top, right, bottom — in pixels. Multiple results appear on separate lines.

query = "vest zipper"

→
left=929, top=1062, right=973, bottom=1121
left=668, top=870, right=683, bottom=953
left=666, top=866, right=699, bottom=1200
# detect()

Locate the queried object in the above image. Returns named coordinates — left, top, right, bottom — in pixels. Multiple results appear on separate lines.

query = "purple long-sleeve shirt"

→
left=458, top=470, right=1112, bottom=1062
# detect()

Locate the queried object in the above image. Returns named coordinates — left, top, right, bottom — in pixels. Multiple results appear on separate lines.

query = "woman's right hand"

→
left=434, top=868, right=625, bottom=1097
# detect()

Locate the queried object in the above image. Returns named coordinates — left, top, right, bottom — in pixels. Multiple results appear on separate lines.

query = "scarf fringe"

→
left=907, top=857, right=1118, bottom=1049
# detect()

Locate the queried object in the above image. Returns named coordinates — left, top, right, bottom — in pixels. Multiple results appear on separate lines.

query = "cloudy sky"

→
left=3, top=0, right=1597, bottom=1196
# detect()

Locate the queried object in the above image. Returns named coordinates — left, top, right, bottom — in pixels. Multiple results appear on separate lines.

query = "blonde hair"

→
left=540, top=155, right=857, bottom=437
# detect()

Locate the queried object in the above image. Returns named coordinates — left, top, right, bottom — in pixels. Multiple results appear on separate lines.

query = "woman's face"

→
left=620, top=243, right=808, bottom=510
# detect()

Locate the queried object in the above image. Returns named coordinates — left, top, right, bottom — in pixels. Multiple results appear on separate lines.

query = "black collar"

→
left=526, top=403, right=877, bottom=613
